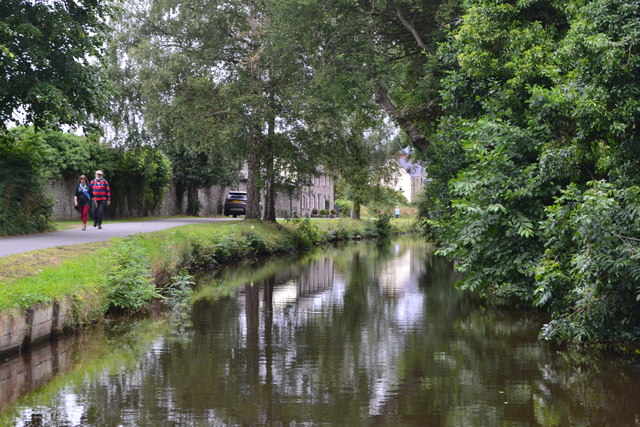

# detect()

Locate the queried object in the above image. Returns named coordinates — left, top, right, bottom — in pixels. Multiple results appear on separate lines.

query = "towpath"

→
left=0, top=217, right=238, bottom=257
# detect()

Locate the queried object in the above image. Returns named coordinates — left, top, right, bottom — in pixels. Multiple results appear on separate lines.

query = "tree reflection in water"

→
left=5, top=237, right=640, bottom=426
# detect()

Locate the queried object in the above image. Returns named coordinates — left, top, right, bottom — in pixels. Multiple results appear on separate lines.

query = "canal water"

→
left=1, top=237, right=639, bottom=426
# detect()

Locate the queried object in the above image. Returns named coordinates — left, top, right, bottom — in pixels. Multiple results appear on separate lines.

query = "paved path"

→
left=0, top=218, right=238, bottom=257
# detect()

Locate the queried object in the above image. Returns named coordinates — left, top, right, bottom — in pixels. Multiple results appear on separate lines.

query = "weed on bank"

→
left=0, top=218, right=415, bottom=324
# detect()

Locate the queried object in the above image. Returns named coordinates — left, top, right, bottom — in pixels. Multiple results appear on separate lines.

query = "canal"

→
left=1, top=237, right=639, bottom=425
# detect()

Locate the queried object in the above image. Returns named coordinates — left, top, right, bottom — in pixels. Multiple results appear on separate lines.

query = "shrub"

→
left=244, top=230, right=272, bottom=256
left=335, top=199, right=352, bottom=217
left=292, top=217, right=322, bottom=247
left=311, top=208, right=318, bottom=215
left=0, top=133, right=52, bottom=235
left=105, top=239, right=158, bottom=311
left=163, top=271, right=196, bottom=312
left=190, top=238, right=218, bottom=270
left=320, top=209, right=328, bottom=215
left=536, top=181, right=640, bottom=345
left=332, top=225, right=353, bottom=240
left=375, top=214, right=393, bottom=237
left=330, top=209, right=336, bottom=215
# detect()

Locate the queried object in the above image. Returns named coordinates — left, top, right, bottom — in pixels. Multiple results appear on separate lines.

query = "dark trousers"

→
left=93, top=200, right=107, bottom=226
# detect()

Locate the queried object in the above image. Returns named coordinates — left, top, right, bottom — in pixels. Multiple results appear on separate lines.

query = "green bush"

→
left=374, top=214, right=393, bottom=238
left=163, top=271, right=196, bottom=312
left=536, top=181, right=640, bottom=345
left=291, top=217, right=322, bottom=247
left=106, top=147, right=172, bottom=216
left=190, top=238, right=219, bottom=270
left=334, top=199, right=352, bottom=217
left=319, top=209, right=328, bottom=215
left=244, top=230, right=273, bottom=256
left=105, top=239, right=158, bottom=311
left=0, top=133, right=53, bottom=235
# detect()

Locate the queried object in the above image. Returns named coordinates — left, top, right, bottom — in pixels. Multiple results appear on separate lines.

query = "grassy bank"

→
left=0, top=217, right=415, bottom=324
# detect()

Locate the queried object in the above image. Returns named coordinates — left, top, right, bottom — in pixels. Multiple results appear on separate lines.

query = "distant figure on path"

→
left=394, top=206, right=400, bottom=219
left=73, top=175, right=92, bottom=231
left=90, top=170, right=111, bottom=229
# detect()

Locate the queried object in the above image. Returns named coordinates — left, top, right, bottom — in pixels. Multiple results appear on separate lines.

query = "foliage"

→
left=373, top=214, right=393, bottom=239
left=0, top=0, right=113, bottom=129
left=8, top=126, right=108, bottom=179
left=105, top=147, right=172, bottom=216
left=0, top=127, right=172, bottom=229
left=105, top=238, right=158, bottom=312
left=419, top=0, right=640, bottom=345
left=290, top=217, right=322, bottom=247
left=325, top=122, right=403, bottom=219
left=536, top=181, right=640, bottom=344
left=0, top=132, right=52, bottom=235
left=335, top=199, right=353, bottom=218
left=435, top=120, right=549, bottom=306
left=163, top=271, right=196, bottom=312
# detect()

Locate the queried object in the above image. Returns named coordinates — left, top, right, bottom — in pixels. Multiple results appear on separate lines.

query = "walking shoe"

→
left=98, top=225, right=102, bottom=229
left=82, top=225, right=86, bottom=231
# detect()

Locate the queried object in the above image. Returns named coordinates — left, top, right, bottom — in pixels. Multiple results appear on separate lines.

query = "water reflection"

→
left=3, top=237, right=640, bottom=426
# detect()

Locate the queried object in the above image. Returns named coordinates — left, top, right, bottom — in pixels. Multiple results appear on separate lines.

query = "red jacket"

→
left=90, top=178, right=111, bottom=202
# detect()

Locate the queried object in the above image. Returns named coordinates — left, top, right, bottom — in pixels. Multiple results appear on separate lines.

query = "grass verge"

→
left=0, top=217, right=416, bottom=323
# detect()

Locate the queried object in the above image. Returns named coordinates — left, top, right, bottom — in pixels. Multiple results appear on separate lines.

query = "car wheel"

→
left=233, top=214, right=237, bottom=218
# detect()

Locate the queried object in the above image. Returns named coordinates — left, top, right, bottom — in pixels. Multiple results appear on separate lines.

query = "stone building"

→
left=229, top=166, right=334, bottom=218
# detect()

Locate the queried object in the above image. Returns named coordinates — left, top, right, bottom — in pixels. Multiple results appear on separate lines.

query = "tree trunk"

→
left=245, top=131, right=262, bottom=220
left=244, top=1, right=264, bottom=221
left=263, top=172, right=276, bottom=221
left=186, top=184, right=199, bottom=216
left=263, top=115, right=277, bottom=222
left=387, top=0, right=428, bottom=52
left=352, top=199, right=361, bottom=220
left=374, top=86, right=429, bottom=152
left=175, top=182, right=185, bottom=214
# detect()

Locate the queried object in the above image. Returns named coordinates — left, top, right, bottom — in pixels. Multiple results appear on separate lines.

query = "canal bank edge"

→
left=0, top=218, right=417, bottom=354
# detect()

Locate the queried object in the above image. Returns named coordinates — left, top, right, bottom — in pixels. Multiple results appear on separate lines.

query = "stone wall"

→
left=48, top=175, right=334, bottom=220
left=48, top=180, right=184, bottom=221
left=0, top=299, right=74, bottom=355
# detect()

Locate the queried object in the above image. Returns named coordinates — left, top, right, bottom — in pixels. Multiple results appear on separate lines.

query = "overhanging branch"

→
left=374, top=86, right=429, bottom=152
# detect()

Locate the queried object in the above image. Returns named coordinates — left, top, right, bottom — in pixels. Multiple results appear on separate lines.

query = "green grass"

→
left=0, top=217, right=418, bottom=316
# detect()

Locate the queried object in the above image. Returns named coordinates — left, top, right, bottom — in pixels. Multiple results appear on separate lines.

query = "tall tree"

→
left=0, top=0, right=113, bottom=130
left=270, top=0, right=463, bottom=154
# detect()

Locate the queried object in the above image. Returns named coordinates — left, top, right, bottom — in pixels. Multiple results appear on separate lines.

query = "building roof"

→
left=398, top=155, right=427, bottom=179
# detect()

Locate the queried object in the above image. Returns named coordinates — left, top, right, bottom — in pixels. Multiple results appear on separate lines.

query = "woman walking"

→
left=74, top=175, right=92, bottom=231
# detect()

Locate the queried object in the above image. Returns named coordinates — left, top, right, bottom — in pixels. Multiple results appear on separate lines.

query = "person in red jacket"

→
left=90, top=170, right=111, bottom=229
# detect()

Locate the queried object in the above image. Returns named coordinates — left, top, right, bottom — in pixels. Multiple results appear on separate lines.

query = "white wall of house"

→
left=388, top=167, right=413, bottom=203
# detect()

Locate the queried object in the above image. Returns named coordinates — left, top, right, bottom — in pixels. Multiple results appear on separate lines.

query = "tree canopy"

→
left=3, top=0, right=640, bottom=347
left=0, top=0, right=113, bottom=130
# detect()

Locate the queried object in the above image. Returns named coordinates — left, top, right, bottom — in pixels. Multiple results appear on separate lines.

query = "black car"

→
left=223, top=191, right=247, bottom=217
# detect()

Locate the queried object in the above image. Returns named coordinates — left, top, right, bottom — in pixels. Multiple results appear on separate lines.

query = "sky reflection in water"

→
left=5, top=237, right=640, bottom=426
